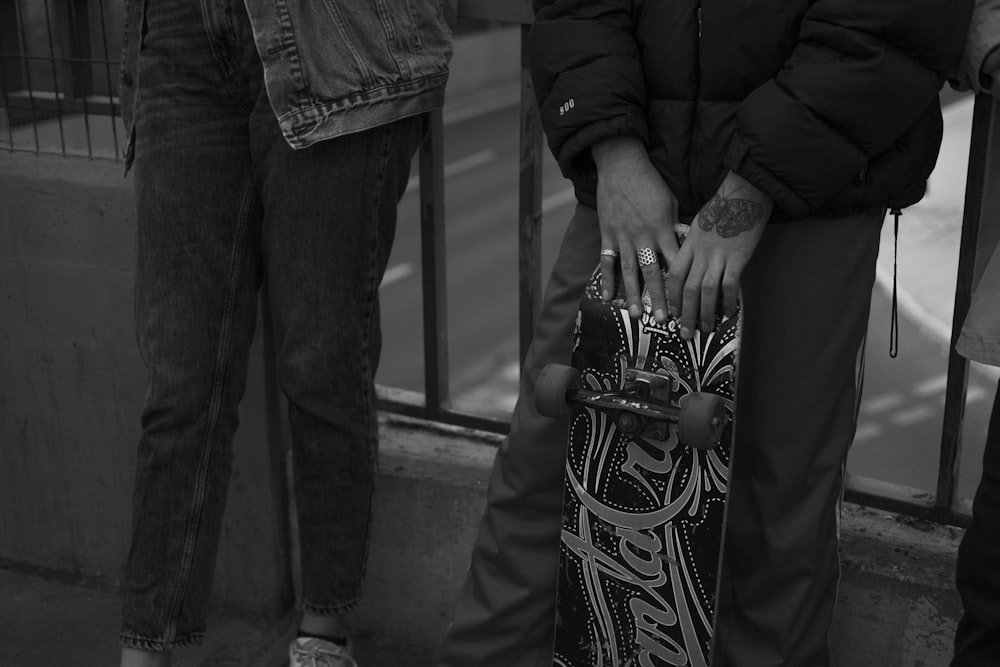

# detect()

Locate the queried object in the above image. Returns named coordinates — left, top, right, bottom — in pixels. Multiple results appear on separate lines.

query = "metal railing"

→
left=376, top=0, right=540, bottom=433
left=844, top=95, right=997, bottom=528
left=0, top=0, right=122, bottom=158
left=0, top=0, right=989, bottom=527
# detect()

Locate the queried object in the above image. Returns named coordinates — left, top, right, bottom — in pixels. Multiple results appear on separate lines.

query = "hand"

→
left=668, top=171, right=772, bottom=340
left=593, top=135, right=680, bottom=323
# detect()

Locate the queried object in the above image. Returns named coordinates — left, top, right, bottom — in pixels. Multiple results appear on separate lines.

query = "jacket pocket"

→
left=385, top=0, right=454, bottom=80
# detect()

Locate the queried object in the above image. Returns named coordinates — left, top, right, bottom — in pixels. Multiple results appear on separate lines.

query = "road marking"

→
left=381, top=262, right=414, bottom=287
left=914, top=374, right=949, bottom=397
left=861, top=392, right=906, bottom=415
left=405, top=149, right=497, bottom=193
left=853, top=422, right=883, bottom=445
left=890, top=404, right=938, bottom=427
left=967, top=385, right=990, bottom=403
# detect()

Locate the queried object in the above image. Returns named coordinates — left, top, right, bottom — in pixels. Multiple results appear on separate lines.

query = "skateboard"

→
left=535, top=226, right=742, bottom=667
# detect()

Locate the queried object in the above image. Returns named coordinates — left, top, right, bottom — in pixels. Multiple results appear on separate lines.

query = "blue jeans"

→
left=119, top=0, right=425, bottom=651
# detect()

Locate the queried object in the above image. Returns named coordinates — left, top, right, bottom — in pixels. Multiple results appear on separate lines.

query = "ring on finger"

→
left=637, top=247, right=657, bottom=267
left=600, top=249, right=620, bottom=259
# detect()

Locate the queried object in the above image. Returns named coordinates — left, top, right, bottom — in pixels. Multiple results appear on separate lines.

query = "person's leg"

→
left=437, top=205, right=602, bottom=667
left=952, top=383, right=1000, bottom=667
left=119, top=0, right=264, bottom=659
left=250, top=100, right=426, bottom=638
left=714, top=210, right=883, bottom=667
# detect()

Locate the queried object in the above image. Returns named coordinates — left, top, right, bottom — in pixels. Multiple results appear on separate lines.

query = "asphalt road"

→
left=375, top=89, right=995, bottom=503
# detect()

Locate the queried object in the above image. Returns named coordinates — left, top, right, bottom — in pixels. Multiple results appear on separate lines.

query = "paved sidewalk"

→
left=0, top=565, right=425, bottom=667
left=0, top=565, right=291, bottom=667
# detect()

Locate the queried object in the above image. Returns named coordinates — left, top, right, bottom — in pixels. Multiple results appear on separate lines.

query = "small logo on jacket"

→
left=559, top=99, right=576, bottom=116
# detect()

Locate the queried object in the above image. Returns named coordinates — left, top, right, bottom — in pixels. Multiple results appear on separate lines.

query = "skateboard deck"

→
left=536, top=232, right=742, bottom=667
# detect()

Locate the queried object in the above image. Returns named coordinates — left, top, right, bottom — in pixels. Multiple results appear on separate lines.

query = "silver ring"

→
left=600, top=249, right=619, bottom=259
left=637, top=247, right=657, bottom=267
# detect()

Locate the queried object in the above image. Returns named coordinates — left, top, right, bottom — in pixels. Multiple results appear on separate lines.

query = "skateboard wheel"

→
left=535, top=364, right=582, bottom=419
left=678, top=392, right=728, bottom=450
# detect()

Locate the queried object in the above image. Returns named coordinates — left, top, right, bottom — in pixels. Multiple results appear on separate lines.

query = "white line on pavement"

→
left=861, top=392, right=907, bottom=415
left=405, top=149, right=497, bottom=193
left=914, top=373, right=949, bottom=397
left=890, top=404, right=938, bottom=427
left=381, top=262, right=414, bottom=287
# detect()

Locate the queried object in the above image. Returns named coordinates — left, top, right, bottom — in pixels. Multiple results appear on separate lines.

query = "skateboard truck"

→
left=535, top=364, right=729, bottom=450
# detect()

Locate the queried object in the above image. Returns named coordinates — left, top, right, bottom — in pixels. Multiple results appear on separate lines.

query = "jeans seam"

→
left=350, top=123, right=396, bottom=592
left=301, top=594, right=364, bottom=616
left=165, top=175, right=256, bottom=636
left=120, top=628, right=204, bottom=652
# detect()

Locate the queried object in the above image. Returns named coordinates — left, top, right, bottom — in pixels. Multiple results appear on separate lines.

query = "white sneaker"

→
left=288, top=637, right=358, bottom=667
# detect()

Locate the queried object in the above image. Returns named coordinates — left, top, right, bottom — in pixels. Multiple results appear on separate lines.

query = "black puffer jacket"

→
left=530, top=0, right=973, bottom=220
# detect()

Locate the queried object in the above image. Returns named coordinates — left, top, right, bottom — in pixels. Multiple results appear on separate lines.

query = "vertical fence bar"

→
left=517, top=23, right=543, bottom=365
left=936, top=93, right=994, bottom=515
left=13, top=0, right=42, bottom=152
left=65, top=0, right=94, bottom=157
left=64, top=0, right=93, bottom=99
left=95, top=0, right=120, bottom=154
left=42, top=0, right=68, bottom=154
left=419, top=107, right=450, bottom=414
left=0, top=1, right=22, bottom=146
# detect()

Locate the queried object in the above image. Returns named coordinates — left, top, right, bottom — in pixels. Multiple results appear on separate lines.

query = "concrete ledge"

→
left=354, top=416, right=500, bottom=659
left=0, top=414, right=964, bottom=666
left=354, top=417, right=964, bottom=666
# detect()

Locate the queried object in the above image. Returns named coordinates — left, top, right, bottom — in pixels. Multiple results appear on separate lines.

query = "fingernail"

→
left=630, top=305, right=641, bottom=319
left=655, top=308, right=666, bottom=323
left=681, top=326, right=691, bottom=339
left=603, top=290, right=611, bottom=302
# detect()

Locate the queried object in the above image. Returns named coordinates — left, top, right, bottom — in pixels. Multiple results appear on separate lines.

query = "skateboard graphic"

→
left=535, top=229, right=742, bottom=667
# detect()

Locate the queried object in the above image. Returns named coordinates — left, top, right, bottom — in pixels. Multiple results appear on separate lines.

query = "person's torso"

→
left=631, top=0, right=942, bottom=218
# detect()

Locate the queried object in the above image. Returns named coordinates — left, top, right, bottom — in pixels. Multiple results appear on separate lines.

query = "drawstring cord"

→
left=889, top=207, right=901, bottom=358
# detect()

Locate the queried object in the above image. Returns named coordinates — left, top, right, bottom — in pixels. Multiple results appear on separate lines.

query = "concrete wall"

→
left=0, top=153, right=292, bottom=618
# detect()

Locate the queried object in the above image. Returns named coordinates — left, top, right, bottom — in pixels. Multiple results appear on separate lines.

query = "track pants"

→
left=437, top=204, right=883, bottom=667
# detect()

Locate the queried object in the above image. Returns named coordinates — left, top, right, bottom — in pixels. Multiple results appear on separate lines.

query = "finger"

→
left=617, top=240, right=643, bottom=319
left=599, top=244, right=619, bottom=302
left=637, top=245, right=668, bottom=323
left=667, top=244, right=693, bottom=321
left=699, top=261, right=723, bottom=332
left=721, top=262, right=741, bottom=318
left=680, top=261, right=706, bottom=341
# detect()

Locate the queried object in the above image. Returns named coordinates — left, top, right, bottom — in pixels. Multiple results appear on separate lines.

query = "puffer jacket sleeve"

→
left=724, top=0, right=973, bottom=218
left=529, top=0, right=649, bottom=198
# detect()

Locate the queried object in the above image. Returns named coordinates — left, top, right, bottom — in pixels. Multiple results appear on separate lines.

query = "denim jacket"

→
left=119, top=0, right=452, bottom=160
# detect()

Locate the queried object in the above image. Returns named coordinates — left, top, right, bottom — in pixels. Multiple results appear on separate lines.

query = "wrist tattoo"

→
left=699, top=191, right=764, bottom=238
